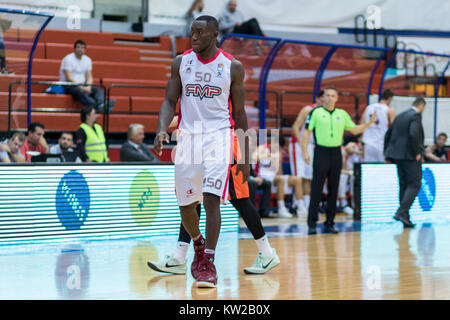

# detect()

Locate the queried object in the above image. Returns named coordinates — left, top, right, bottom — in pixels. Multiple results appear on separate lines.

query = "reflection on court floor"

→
left=0, top=221, right=449, bottom=299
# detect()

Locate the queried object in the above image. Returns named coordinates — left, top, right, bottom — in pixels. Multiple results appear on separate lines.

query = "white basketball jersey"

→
left=178, top=48, right=234, bottom=134
left=362, top=102, right=389, bottom=146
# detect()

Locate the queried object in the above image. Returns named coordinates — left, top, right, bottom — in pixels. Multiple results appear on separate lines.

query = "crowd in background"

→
left=0, top=0, right=448, bottom=222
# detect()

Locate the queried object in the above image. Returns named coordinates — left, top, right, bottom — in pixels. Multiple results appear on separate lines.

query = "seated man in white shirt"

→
left=60, top=40, right=114, bottom=113
left=49, top=132, right=81, bottom=163
left=0, top=132, right=25, bottom=163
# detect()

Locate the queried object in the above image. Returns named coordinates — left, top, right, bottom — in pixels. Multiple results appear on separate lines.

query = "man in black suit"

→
left=120, top=124, right=160, bottom=162
left=384, top=97, right=426, bottom=228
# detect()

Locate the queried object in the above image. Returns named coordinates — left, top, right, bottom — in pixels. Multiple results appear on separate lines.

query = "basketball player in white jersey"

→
left=153, top=15, right=250, bottom=288
left=289, top=90, right=325, bottom=215
left=361, top=89, right=396, bottom=162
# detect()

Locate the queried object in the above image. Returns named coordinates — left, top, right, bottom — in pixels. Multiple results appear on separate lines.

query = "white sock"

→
left=295, top=198, right=306, bottom=210
left=173, top=241, right=189, bottom=262
left=255, top=235, right=273, bottom=257
left=277, top=200, right=285, bottom=209
left=341, top=199, right=348, bottom=207
left=304, top=195, right=310, bottom=209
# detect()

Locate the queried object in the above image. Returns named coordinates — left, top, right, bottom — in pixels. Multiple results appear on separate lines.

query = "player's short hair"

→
left=381, top=89, right=394, bottom=100
left=412, top=97, right=426, bottom=107
left=324, top=85, right=338, bottom=94
left=28, top=122, right=44, bottom=134
left=74, top=40, right=86, bottom=49
left=437, top=132, right=447, bottom=139
left=317, top=90, right=325, bottom=98
left=80, top=105, right=95, bottom=123
left=60, top=132, right=74, bottom=139
left=195, top=15, right=219, bottom=32
left=128, top=123, right=144, bottom=139
left=11, top=132, right=25, bottom=142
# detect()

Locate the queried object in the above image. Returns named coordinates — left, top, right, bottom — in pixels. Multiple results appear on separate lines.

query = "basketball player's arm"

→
left=348, top=110, right=377, bottom=135
left=230, top=59, right=250, bottom=183
left=301, top=128, right=311, bottom=164
left=154, top=55, right=182, bottom=155
left=292, top=106, right=311, bottom=143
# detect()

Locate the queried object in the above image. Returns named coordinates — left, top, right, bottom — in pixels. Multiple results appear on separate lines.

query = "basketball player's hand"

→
left=236, top=163, right=250, bottom=183
left=369, top=110, right=377, bottom=123
left=154, top=131, right=170, bottom=156
left=416, top=154, right=422, bottom=161
left=303, top=152, right=311, bottom=165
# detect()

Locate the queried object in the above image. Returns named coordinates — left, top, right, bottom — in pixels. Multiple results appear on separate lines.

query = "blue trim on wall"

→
left=27, top=15, right=54, bottom=126
left=339, top=27, right=450, bottom=38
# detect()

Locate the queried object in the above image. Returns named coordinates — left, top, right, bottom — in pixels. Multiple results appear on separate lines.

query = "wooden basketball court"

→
left=0, top=216, right=446, bottom=300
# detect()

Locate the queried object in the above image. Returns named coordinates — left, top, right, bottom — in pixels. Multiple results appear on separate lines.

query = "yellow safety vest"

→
left=80, top=123, right=108, bottom=162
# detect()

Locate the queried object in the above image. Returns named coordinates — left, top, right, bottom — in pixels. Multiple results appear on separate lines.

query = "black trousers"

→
left=233, top=18, right=264, bottom=37
left=64, top=85, right=104, bottom=110
left=248, top=177, right=272, bottom=217
left=308, top=146, right=342, bottom=228
left=394, top=159, right=422, bottom=220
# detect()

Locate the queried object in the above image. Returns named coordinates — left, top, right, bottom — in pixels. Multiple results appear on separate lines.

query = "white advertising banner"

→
left=149, top=0, right=450, bottom=31
left=0, top=164, right=239, bottom=244
left=360, top=164, right=450, bottom=224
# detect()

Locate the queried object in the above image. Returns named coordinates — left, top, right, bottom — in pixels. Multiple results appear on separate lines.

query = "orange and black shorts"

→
left=228, top=164, right=249, bottom=201
left=227, top=132, right=249, bottom=201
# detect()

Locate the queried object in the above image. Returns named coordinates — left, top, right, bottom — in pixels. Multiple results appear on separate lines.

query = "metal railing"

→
left=7, top=81, right=107, bottom=134
left=105, top=84, right=166, bottom=139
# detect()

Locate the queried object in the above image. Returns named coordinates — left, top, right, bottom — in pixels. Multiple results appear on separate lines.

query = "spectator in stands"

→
left=361, top=89, right=396, bottom=162
left=0, top=132, right=25, bottom=163
left=120, top=124, right=160, bottom=162
left=217, top=0, right=264, bottom=38
left=186, top=0, right=205, bottom=36
left=425, top=132, right=448, bottom=163
left=75, top=106, right=109, bottom=163
left=50, top=132, right=81, bottom=162
left=20, top=122, right=49, bottom=162
left=60, top=40, right=114, bottom=113
left=0, top=17, right=12, bottom=74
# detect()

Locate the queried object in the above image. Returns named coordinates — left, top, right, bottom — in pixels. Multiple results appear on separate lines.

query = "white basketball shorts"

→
left=174, top=127, right=233, bottom=206
left=289, top=141, right=314, bottom=180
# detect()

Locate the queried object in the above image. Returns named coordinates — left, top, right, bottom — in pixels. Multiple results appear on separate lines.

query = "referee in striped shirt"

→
left=301, top=86, right=377, bottom=234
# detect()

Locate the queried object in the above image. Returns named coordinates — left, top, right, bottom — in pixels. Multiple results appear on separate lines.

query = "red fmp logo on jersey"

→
left=185, top=84, right=222, bottom=100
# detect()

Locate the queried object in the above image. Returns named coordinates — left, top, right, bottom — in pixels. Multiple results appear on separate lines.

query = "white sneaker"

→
left=343, top=206, right=354, bottom=215
left=296, top=205, right=308, bottom=219
left=244, top=249, right=280, bottom=274
left=147, top=255, right=187, bottom=275
left=278, top=206, right=293, bottom=218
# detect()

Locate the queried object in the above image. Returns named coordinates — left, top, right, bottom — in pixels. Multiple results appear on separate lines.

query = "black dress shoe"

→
left=308, top=227, right=317, bottom=235
left=394, top=215, right=415, bottom=228
left=323, top=224, right=339, bottom=234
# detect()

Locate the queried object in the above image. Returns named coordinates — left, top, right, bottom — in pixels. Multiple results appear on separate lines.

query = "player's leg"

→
left=228, top=163, right=279, bottom=273
left=287, top=175, right=308, bottom=217
left=273, top=175, right=292, bottom=218
left=231, top=198, right=280, bottom=274
left=194, top=128, right=232, bottom=288
left=301, top=144, right=314, bottom=209
left=147, top=205, right=202, bottom=274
